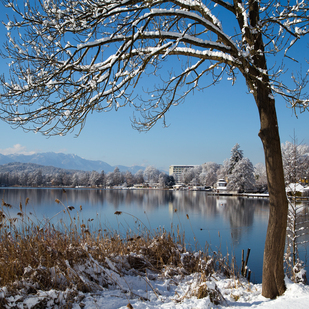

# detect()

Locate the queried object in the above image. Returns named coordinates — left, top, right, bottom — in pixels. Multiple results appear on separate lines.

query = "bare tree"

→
left=0, top=0, right=308, bottom=298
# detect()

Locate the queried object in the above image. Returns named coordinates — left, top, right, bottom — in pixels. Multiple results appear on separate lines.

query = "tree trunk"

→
left=255, top=82, right=288, bottom=298
left=242, top=1, right=288, bottom=298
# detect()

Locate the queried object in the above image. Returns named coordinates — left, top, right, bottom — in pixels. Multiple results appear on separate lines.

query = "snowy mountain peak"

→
left=0, top=152, right=145, bottom=173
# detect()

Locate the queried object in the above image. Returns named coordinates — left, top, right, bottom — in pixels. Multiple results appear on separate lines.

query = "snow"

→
left=2, top=265, right=309, bottom=308
left=286, top=183, right=305, bottom=193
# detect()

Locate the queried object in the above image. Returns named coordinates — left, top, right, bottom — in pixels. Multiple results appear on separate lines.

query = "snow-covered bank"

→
left=2, top=275, right=309, bottom=309
left=79, top=277, right=309, bottom=309
left=73, top=276, right=309, bottom=309
left=1, top=262, right=308, bottom=309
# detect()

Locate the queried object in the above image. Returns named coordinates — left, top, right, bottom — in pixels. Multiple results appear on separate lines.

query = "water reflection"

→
left=1, top=188, right=270, bottom=245
left=0, top=188, right=270, bottom=224
left=2, top=188, right=308, bottom=284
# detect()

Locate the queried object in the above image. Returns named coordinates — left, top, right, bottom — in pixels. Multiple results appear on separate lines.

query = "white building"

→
left=169, top=165, right=198, bottom=183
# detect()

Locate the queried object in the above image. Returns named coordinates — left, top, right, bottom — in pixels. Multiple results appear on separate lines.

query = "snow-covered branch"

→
left=0, top=0, right=308, bottom=135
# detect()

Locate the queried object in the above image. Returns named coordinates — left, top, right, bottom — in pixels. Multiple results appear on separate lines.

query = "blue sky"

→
left=0, top=3, right=308, bottom=172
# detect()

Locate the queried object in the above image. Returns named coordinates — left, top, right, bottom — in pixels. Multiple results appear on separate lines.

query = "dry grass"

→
left=0, top=197, right=238, bottom=297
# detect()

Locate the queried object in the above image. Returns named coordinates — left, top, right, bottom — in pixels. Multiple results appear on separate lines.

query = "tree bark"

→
left=243, top=1, right=288, bottom=298
left=255, top=82, right=288, bottom=299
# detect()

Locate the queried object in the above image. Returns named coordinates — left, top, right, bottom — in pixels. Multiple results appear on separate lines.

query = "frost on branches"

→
left=227, top=157, right=256, bottom=192
left=281, top=141, right=309, bottom=186
left=281, top=138, right=309, bottom=284
left=0, top=0, right=308, bottom=135
left=227, top=143, right=244, bottom=175
left=223, top=144, right=256, bottom=193
left=285, top=192, right=309, bottom=284
left=254, top=162, right=268, bottom=192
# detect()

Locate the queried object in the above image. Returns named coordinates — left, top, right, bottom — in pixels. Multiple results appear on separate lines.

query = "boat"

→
left=214, top=179, right=228, bottom=193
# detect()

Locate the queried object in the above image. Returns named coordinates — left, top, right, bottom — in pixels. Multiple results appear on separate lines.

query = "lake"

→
left=1, top=187, right=308, bottom=284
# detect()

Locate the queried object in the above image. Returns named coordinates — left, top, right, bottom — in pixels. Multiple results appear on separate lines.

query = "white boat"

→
left=214, top=179, right=227, bottom=193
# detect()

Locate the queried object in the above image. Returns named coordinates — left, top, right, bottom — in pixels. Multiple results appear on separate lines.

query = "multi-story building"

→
left=169, top=165, right=198, bottom=183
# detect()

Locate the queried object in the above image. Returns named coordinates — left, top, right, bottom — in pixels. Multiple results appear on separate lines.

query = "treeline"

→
left=0, top=164, right=175, bottom=188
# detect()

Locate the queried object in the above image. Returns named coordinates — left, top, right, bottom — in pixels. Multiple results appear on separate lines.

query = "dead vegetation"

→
left=0, top=197, right=239, bottom=307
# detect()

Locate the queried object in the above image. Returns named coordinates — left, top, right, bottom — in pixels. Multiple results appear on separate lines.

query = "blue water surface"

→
left=1, top=187, right=307, bottom=284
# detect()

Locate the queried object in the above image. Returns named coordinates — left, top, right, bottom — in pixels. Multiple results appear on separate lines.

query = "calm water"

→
left=1, top=188, right=308, bottom=283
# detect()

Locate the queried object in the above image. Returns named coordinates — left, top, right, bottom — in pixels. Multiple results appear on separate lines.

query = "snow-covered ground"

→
left=2, top=266, right=308, bottom=309
left=74, top=276, right=309, bottom=309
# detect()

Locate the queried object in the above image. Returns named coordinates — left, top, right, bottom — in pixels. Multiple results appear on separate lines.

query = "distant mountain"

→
left=0, top=162, right=78, bottom=175
left=0, top=152, right=145, bottom=174
left=0, top=154, right=12, bottom=165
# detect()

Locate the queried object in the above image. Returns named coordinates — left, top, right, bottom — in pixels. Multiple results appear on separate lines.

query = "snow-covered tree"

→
left=89, top=170, right=100, bottom=187
left=1, top=0, right=309, bottom=298
left=106, top=167, right=123, bottom=187
left=79, top=172, right=90, bottom=187
left=200, top=162, right=220, bottom=186
left=33, top=169, right=43, bottom=187
left=105, top=172, right=114, bottom=187
left=124, top=170, right=134, bottom=187
left=158, top=172, right=175, bottom=188
left=4, top=172, right=16, bottom=186
left=51, top=173, right=63, bottom=187
left=282, top=140, right=309, bottom=185
left=180, top=166, right=202, bottom=185
left=134, top=169, right=144, bottom=184
left=227, top=157, right=256, bottom=192
left=194, top=165, right=202, bottom=183
left=99, top=170, right=106, bottom=187
left=180, top=167, right=193, bottom=184
left=143, top=166, right=160, bottom=185
left=217, top=159, right=229, bottom=181
left=19, top=171, right=29, bottom=187
left=158, top=172, right=167, bottom=188
left=62, top=173, right=72, bottom=186
left=254, top=163, right=268, bottom=192
left=228, top=144, right=244, bottom=174
left=281, top=137, right=309, bottom=283
left=285, top=195, right=309, bottom=284
left=72, top=173, right=80, bottom=187
left=115, top=167, right=123, bottom=185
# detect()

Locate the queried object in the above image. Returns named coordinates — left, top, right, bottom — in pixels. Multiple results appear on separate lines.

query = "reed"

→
left=0, top=197, right=241, bottom=295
